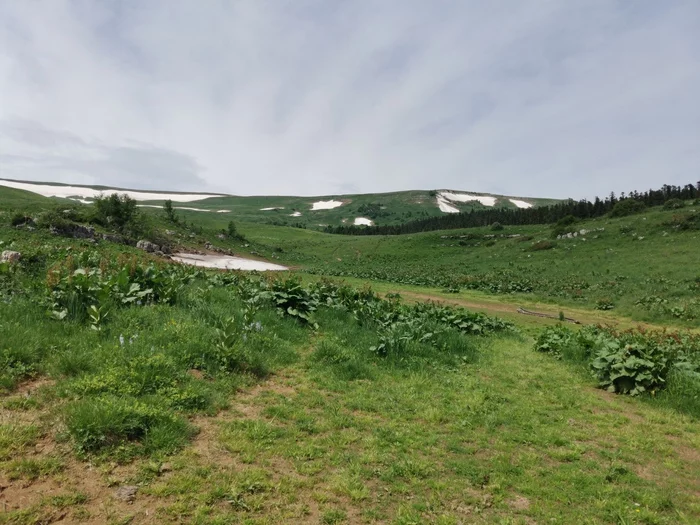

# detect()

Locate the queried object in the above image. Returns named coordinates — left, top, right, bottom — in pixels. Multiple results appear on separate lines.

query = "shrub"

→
left=92, top=193, right=140, bottom=234
left=595, top=298, right=614, bottom=310
left=610, top=199, right=646, bottom=217
left=10, top=213, right=32, bottom=227
left=663, top=212, right=699, bottom=231
left=663, top=198, right=685, bottom=210
left=590, top=336, right=670, bottom=396
left=490, top=222, right=503, bottom=231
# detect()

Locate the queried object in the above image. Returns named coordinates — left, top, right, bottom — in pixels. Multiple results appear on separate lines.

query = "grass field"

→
left=1, top=184, right=699, bottom=524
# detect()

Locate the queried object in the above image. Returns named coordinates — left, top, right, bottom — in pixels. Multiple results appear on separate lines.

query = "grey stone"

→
left=114, top=485, right=139, bottom=503
left=1, top=250, right=21, bottom=264
left=136, top=240, right=160, bottom=253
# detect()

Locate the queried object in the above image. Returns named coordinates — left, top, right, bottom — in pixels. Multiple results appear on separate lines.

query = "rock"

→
left=217, top=233, right=225, bottom=240
left=159, top=463, right=172, bottom=474
left=101, top=233, right=126, bottom=244
left=204, top=242, right=213, bottom=250
left=114, top=485, right=139, bottom=503
left=154, top=250, right=165, bottom=257
left=136, top=240, right=160, bottom=253
left=1, top=251, right=21, bottom=264
left=50, top=224, right=95, bottom=239
left=165, top=230, right=177, bottom=236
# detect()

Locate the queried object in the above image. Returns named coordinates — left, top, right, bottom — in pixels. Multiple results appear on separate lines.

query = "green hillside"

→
left=1, top=183, right=699, bottom=524
left=0, top=179, right=559, bottom=228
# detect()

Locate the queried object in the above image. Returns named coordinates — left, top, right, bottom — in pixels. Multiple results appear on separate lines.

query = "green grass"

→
left=1, top=184, right=699, bottom=523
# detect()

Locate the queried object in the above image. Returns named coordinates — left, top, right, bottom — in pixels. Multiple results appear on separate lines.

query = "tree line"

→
left=323, top=183, right=700, bottom=236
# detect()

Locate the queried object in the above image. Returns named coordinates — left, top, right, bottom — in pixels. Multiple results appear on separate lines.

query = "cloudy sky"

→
left=0, top=1, right=698, bottom=199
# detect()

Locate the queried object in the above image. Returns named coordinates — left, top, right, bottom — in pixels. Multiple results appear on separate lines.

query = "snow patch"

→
left=436, top=195, right=460, bottom=213
left=311, top=200, right=343, bottom=210
left=260, top=207, right=284, bottom=211
left=0, top=180, right=224, bottom=202
left=171, top=253, right=288, bottom=271
left=137, top=204, right=211, bottom=212
left=353, top=217, right=373, bottom=226
left=508, top=199, right=533, bottom=209
left=217, top=210, right=231, bottom=213
left=440, top=192, right=496, bottom=207
left=290, top=211, right=302, bottom=217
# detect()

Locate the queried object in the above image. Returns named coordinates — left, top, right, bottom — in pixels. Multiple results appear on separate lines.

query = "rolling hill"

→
left=0, top=178, right=560, bottom=228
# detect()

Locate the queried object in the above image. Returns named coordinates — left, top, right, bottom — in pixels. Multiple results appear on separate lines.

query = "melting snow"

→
left=260, top=207, right=284, bottom=211
left=353, top=217, right=373, bottom=226
left=311, top=200, right=343, bottom=210
left=290, top=211, right=302, bottom=217
left=137, top=205, right=212, bottom=212
left=0, top=180, right=224, bottom=202
left=436, top=195, right=460, bottom=213
left=171, top=253, right=288, bottom=271
left=509, top=199, right=533, bottom=209
left=440, top=192, right=497, bottom=207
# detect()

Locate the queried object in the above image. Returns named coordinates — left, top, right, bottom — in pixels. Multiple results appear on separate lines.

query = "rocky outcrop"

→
left=1, top=250, right=21, bottom=264
left=50, top=224, right=96, bottom=239
left=136, top=240, right=160, bottom=253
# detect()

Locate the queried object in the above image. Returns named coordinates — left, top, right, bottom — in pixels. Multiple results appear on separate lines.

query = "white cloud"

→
left=1, top=1, right=698, bottom=199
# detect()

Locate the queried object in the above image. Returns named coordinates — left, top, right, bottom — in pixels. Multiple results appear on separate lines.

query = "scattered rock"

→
left=204, top=242, right=213, bottom=250
left=217, top=233, right=226, bottom=240
left=154, top=250, right=165, bottom=257
left=136, top=240, right=160, bottom=253
left=165, top=230, right=177, bottom=236
left=159, top=463, right=172, bottom=474
left=114, top=485, right=139, bottom=503
left=1, top=250, right=21, bottom=264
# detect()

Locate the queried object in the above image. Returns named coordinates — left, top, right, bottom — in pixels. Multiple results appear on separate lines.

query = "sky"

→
left=0, top=1, right=698, bottom=199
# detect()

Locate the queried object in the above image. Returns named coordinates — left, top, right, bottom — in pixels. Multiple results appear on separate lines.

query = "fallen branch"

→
left=517, top=307, right=581, bottom=324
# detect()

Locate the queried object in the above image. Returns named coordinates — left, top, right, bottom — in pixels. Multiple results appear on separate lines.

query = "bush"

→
left=663, top=212, right=699, bottom=231
left=490, top=222, right=503, bottom=231
left=92, top=193, right=140, bottom=234
left=10, top=213, right=32, bottom=227
left=610, top=199, right=646, bottom=217
left=663, top=198, right=685, bottom=210
left=590, top=336, right=670, bottom=396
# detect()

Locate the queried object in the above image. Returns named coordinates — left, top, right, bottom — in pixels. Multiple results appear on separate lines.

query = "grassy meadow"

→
left=0, top=184, right=699, bottom=524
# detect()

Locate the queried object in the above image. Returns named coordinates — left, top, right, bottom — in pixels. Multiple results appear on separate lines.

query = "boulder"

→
left=1, top=250, right=21, bottom=264
left=136, top=240, right=160, bottom=253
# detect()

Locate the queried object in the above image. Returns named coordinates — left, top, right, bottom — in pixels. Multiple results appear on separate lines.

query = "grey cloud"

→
left=0, top=119, right=206, bottom=191
left=0, top=1, right=698, bottom=199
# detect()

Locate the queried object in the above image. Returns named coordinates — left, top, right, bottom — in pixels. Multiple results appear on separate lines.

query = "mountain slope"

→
left=0, top=179, right=560, bottom=228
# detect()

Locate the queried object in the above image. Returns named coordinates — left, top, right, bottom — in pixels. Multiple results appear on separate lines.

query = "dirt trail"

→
left=393, top=290, right=689, bottom=331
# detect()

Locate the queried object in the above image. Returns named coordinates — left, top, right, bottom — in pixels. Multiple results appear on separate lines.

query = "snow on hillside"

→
left=436, top=195, right=460, bottom=213
left=0, top=180, right=223, bottom=202
left=311, top=200, right=343, bottom=210
left=440, top=192, right=497, bottom=207
left=353, top=217, right=373, bottom=226
left=509, top=198, right=533, bottom=209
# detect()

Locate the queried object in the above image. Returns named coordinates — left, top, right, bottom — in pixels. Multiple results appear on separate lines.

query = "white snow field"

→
left=509, top=199, right=533, bottom=209
left=353, top=217, right=373, bottom=226
left=311, top=200, right=343, bottom=210
left=171, top=253, right=288, bottom=271
left=436, top=195, right=460, bottom=213
left=440, top=192, right=497, bottom=207
left=136, top=204, right=228, bottom=212
left=0, top=180, right=224, bottom=202
left=290, top=211, right=302, bottom=217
